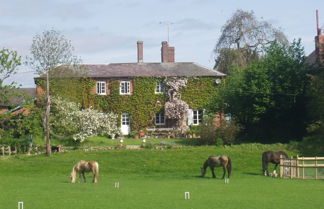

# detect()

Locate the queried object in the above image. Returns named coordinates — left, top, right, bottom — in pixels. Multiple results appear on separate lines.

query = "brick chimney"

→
left=137, top=40, right=143, bottom=63
left=168, top=46, right=175, bottom=62
left=161, top=41, right=175, bottom=63
left=315, top=10, right=324, bottom=63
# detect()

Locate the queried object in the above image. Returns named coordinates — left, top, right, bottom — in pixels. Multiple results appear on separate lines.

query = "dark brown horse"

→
left=201, top=155, right=232, bottom=179
left=262, top=151, right=288, bottom=176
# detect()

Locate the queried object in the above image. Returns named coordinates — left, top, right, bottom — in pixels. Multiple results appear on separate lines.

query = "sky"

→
left=1, top=0, right=324, bottom=87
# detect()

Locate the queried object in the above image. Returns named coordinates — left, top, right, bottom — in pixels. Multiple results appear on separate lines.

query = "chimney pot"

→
left=137, top=41, right=143, bottom=63
left=315, top=10, right=324, bottom=63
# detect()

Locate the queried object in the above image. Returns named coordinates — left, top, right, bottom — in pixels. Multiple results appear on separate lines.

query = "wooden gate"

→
left=280, top=156, right=324, bottom=179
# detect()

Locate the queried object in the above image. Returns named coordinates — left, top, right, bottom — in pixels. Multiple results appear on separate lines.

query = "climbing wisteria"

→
left=164, top=78, right=189, bottom=134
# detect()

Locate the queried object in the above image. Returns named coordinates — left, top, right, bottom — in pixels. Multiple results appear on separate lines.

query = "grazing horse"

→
left=70, top=160, right=99, bottom=183
left=262, top=151, right=288, bottom=176
left=201, top=155, right=232, bottom=179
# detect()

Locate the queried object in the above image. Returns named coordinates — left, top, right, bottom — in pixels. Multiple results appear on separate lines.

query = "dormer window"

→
left=120, top=81, right=131, bottom=95
left=155, top=82, right=165, bottom=94
left=96, top=81, right=106, bottom=95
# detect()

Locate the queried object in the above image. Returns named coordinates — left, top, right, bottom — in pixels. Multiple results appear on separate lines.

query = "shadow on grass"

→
left=242, top=172, right=262, bottom=176
left=193, top=175, right=222, bottom=179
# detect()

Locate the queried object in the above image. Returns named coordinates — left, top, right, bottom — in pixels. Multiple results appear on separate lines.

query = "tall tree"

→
left=304, top=65, right=324, bottom=154
left=211, top=41, right=309, bottom=142
left=29, top=29, right=81, bottom=156
left=0, top=48, right=22, bottom=105
left=214, top=9, right=288, bottom=73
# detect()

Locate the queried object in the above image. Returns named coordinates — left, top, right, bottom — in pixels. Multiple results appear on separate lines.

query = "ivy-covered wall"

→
left=36, top=76, right=220, bottom=132
left=181, top=77, right=219, bottom=109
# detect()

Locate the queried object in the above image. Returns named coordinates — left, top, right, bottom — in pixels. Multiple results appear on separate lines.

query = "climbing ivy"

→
left=181, top=77, right=219, bottom=109
left=36, top=77, right=219, bottom=132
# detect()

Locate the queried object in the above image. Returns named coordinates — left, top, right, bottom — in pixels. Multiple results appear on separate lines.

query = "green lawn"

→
left=68, top=136, right=196, bottom=147
left=0, top=144, right=323, bottom=209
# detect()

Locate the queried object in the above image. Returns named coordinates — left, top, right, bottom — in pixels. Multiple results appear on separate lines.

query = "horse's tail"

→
left=227, top=157, right=232, bottom=178
left=262, top=152, right=269, bottom=175
left=93, top=162, right=99, bottom=183
left=95, top=162, right=99, bottom=176
left=262, top=152, right=266, bottom=171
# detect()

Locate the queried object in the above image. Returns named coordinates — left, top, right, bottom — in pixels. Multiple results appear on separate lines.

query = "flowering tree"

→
left=165, top=78, right=189, bottom=134
left=51, top=97, right=120, bottom=142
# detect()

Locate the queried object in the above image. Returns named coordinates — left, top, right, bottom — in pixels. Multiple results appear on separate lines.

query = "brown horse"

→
left=262, top=151, right=288, bottom=176
left=70, top=160, right=99, bottom=183
left=201, top=155, right=232, bottom=179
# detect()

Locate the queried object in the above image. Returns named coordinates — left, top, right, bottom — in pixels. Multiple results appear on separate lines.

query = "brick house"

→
left=0, top=88, right=36, bottom=115
left=35, top=41, right=225, bottom=136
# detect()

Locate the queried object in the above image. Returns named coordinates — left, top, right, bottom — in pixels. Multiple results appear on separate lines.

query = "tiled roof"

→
left=306, top=50, right=317, bottom=66
left=38, top=62, right=226, bottom=78
left=0, top=88, right=36, bottom=107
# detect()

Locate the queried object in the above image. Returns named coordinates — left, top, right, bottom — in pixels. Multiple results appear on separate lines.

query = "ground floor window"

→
left=155, top=112, right=165, bottom=125
left=193, top=109, right=203, bottom=125
left=121, top=113, right=130, bottom=125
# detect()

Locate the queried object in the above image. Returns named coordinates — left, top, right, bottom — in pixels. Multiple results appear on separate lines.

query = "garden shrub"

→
left=196, top=115, right=241, bottom=145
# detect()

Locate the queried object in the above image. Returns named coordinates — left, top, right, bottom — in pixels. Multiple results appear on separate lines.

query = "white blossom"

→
left=51, top=97, right=120, bottom=142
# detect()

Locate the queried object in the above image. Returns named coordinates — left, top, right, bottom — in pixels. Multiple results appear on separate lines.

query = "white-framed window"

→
left=155, top=82, right=165, bottom=94
left=155, top=112, right=165, bottom=125
left=120, top=81, right=131, bottom=95
left=121, top=113, right=130, bottom=125
left=96, top=81, right=106, bottom=95
left=193, top=109, right=203, bottom=125
left=225, top=113, right=232, bottom=121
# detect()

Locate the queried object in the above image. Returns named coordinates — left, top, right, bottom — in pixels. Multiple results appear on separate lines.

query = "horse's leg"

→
left=78, top=173, right=82, bottom=183
left=92, top=171, right=96, bottom=183
left=222, top=166, right=226, bottom=179
left=264, top=162, right=269, bottom=176
left=82, top=172, right=86, bottom=183
left=273, top=163, right=278, bottom=173
left=211, top=167, right=216, bottom=178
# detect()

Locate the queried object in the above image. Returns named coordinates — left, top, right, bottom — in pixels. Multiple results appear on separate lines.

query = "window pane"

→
left=198, top=110, right=203, bottom=123
left=193, top=110, right=202, bottom=125
left=96, top=82, right=106, bottom=95
left=101, top=83, right=105, bottom=93
left=155, top=113, right=159, bottom=124
left=156, top=83, right=159, bottom=92
left=155, top=82, right=164, bottom=93
left=120, top=81, right=130, bottom=94
left=121, top=82, right=125, bottom=93
left=155, top=112, right=165, bottom=125
left=97, top=83, right=100, bottom=94
left=126, top=82, right=130, bottom=93
left=122, top=113, right=130, bottom=125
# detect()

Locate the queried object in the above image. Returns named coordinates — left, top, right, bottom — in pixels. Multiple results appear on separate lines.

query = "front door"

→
left=121, top=113, right=130, bottom=135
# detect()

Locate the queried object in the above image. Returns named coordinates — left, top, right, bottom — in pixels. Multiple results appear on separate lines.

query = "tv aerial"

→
left=159, top=21, right=174, bottom=43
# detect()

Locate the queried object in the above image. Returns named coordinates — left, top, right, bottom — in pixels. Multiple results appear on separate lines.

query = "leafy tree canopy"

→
left=211, top=40, right=309, bottom=142
left=0, top=48, right=24, bottom=106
